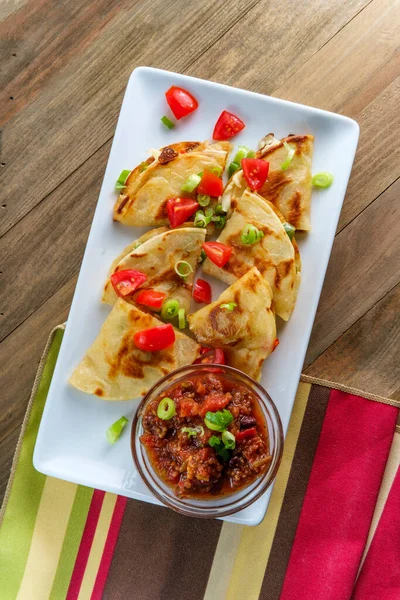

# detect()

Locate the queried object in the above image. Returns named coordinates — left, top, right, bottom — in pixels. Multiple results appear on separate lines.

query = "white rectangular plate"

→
left=34, top=67, right=359, bottom=525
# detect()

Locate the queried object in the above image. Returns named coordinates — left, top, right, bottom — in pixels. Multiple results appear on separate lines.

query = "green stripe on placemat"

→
left=49, top=485, right=94, bottom=600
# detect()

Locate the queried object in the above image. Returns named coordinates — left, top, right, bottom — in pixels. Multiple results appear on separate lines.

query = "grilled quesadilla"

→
left=188, top=267, right=276, bottom=381
left=221, top=134, right=314, bottom=231
left=103, top=227, right=206, bottom=312
left=114, top=140, right=230, bottom=227
left=203, top=189, right=300, bottom=321
left=69, top=300, right=200, bottom=400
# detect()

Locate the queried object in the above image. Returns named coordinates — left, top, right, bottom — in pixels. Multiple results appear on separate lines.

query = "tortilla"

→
left=114, top=140, right=231, bottom=227
left=221, top=134, right=314, bottom=230
left=69, top=300, right=200, bottom=400
left=188, top=267, right=276, bottom=381
left=102, top=227, right=206, bottom=312
left=203, top=189, right=301, bottom=321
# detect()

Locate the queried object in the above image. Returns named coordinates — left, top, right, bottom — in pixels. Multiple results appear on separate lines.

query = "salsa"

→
left=139, top=373, right=271, bottom=498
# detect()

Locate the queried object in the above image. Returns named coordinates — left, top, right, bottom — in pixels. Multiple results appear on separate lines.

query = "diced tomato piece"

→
left=193, top=348, right=225, bottom=365
left=241, top=158, right=270, bottom=190
left=213, top=110, right=245, bottom=141
left=202, top=242, right=232, bottom=268
left=166, top=197, right=199, bottom=228
left=140, top=434, right=166, bottom=448
left=179, top=398, right=200, bottom=418
left=193, top=279, right=212, bottom=304
left=133, top=324, right=175, bottom=352
left=165, top=86, right=198, bottom=120
left=136, top=289, right=166, bottom=309
left=199, top=393, right=231, bottom=417
left=198, top=170, right=224, bottom=197
left=236, top=427, right=257, bottom=442
left=273, top=338, right=279, bottom=351
left=110, top=269, right=147, bottom=297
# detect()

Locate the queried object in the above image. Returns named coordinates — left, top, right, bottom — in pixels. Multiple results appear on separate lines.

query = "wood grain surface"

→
left=1, top=0, right=399, bottom=502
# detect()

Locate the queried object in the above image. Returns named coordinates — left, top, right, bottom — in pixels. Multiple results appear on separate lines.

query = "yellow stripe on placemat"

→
left=77, top=493, right=118, bottom=600
left=225, top=382, right=311, bottom=600
left=17, top=477, right=77, bottom=600
left=204, top=522, right=244, bottom=600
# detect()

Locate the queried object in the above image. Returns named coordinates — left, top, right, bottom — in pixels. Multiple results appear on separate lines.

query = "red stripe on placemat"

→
left=66, top=489, right=106, bottom=600
left=280, top=389, right=398, bottom=600
left=352, top=467, right=400, bottom=599
left=91, top=495, right=127, bottom=600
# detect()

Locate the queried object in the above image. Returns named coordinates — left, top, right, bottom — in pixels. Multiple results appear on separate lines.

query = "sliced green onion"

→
left=228, top=161, right=240, bottom=178
left=178, top=308, right=186, bottom=329
left=157, top=398, right=176, bottom=420
left=212, top=215, right=227, bottom=228
left=241, top=224, right=264, bottom=245
left=139, top=162, right=149, bottom=173
left=161, top=299, right=180, bottom=320
left=214, top=203, right=225, bottom=215
left=194, top=209, right=213, bottom=228
left=197, top=194, right=211, bottom=207
left=312, top=172, right=334, bottom=188
left=220, top=302, right=237, bottom=311
left=222, top=430, right=236, bottom=449
left=246, top=150, right=256, bottom=158
left=115, top=170, right=131, bottom=190
left=199, top=249, right=207, bottom=263
left=175, top=260, right=193, bottom=278
left=182, top=425, right=204, bottom=437
left=234, top=145, right=250, bottom=163
left=281, top=141, right=295, bottom=171
left=210, top=166, right=223, bottom=177
left=106, top=416, right=129, bottom=444
left=161, top=115, right=175, bottom=129
left=181, top=173, right=202, bottom=192
left=283, top=222, right=296, bottom=241
left=205, top=409, right=234, bottom=432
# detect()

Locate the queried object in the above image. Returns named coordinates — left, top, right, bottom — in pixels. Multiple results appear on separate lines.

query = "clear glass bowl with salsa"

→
left=132, top=364, right=283, bottom=518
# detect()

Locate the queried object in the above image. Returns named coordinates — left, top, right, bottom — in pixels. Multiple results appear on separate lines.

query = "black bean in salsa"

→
left=139, top=373, right=271, bottom=498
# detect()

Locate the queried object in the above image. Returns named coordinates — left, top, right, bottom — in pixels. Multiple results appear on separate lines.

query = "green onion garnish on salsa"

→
left=157, top=398, right=176, bottom=420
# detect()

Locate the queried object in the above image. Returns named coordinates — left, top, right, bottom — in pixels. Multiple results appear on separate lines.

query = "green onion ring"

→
left=181, top=173, right=202, bottom=192
left=160, top=299, right=180, bottom=320
left=241, top=224, right=264, bottom=245
left=281, top=141, right=295, bottom=171
left=283, top=222, right=296, bottom=241
left=197, top=194, right=211, bottom=207
left=161, top=115, right=175, bottom=129
left=157, top=398, right=176, bottom=420
left=312, top=172, right=334, bottom=188
left=221, top=430, right=236, bottom=449
left=178, top=308, right=186, bottom=329
left=174, top=260, right=193, bottom=278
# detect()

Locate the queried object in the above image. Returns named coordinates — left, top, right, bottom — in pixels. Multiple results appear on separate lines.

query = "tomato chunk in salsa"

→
left=140, top=373, right=271, bottom=497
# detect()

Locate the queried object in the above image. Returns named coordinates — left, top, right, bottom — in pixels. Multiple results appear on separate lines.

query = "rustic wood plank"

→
left=0, top=0, right=260, bottom=237
left=306, top=282, right=400, bottom=398
left=0, top=141, right=109, bottom=341
left=0, top=0, right=123, bottom=124
left=273, top=0, right=400, bottom=118
left=0, top=278, right=75, bottom=443
left=305, top=177, right=400, bottom=366
left=187, top=0, right=369, bottom=94
left=0, top=427, right=19, bottom=505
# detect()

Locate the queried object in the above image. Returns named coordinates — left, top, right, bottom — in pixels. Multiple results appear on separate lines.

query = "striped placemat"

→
left=0, top=325, right=399, bottom=600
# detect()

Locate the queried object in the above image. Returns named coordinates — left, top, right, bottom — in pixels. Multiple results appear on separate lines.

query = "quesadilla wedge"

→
left=69, top=300, right=200, bottom=400
left=203, top=189, right=300, bottom=321
left=188, top=267, right=276, bottom=381
left=221, top=134, right=314, bottom=230
left=103, top=227, right=206, bottom=312
left=114, top=140, right=231, bottom=227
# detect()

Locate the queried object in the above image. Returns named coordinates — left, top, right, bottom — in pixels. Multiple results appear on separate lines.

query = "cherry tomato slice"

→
left=165, top=86, right=199, bottom=120
left=236, top=427, right=257, bottom=442
left=193, top=279, right=212, bottom=304
left=197, top=170, right=224, bottom=197
left=136, top=289, right=167, bottom=309
left=202, top=242, right=232, bottom=268
left=110, top=269, right=147, bottom=298
left=166, top=197, right=199, bottom=228
left=213, top=110, right=245, bottom=141
left=241, top=158, right=270, bottom=191
left=133, top=323, right=175, bottom=352
left=194, top=348, right=225, bottom=365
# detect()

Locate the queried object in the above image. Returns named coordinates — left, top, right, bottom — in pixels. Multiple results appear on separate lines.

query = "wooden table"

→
left=1, top=0, right=399, bottom=503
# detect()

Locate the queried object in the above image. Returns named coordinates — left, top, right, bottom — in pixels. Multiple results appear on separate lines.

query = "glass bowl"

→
left=131, top=364, right=283, bottom=518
